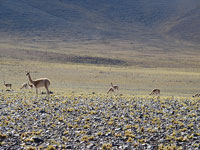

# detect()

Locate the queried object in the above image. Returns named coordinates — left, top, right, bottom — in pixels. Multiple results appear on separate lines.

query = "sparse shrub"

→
left=25, top=146, right=36, bottom=150
left=127, top=137, right=133, bottom=143
left=0, top=133, right=7, bottom=140
left=102, top=143, right=112, bottom=150
left=46, top=145, right=56, bottom=150
left=83, top=124, right=90, bottom=129
left=81, top=135, right=89, bottom=142
left=97, top=131, right=103, bottom=136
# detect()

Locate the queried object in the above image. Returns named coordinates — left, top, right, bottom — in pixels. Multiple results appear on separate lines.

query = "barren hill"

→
left=165, top=7, right=200, bottom=43
left=0, top=0, right=200, bottom=42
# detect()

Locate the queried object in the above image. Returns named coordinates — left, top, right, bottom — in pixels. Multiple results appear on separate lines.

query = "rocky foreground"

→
left=0, top=91, right=200, bottom=150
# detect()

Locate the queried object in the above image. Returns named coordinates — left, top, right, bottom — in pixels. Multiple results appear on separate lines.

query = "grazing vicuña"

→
left=20, top=83, right=29, bottom=90
left=107, top=87, right=115, bottom=94
left=150, top=89, right=160, bottom=95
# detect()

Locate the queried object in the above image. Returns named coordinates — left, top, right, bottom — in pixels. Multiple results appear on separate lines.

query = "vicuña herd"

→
left=3, top=72, right=51, bottom=96
left=2, top=72, right=200, bottom=97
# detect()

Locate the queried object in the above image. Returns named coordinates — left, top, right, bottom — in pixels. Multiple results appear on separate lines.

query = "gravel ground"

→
left=0, top=91, right=200, bottom=150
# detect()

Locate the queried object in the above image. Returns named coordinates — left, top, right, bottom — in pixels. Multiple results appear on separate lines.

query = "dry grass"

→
left=0, top=37, right=200, bottom=149
left=0, top=58, right=200, bottom=97
left=0, top=38, right=200, bottom=96
left=1, top=38, right=200, bottom=67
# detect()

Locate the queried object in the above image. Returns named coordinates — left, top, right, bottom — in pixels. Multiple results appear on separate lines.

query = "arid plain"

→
left=1, top=37, right=200, bottom=96
left=0, top=1, right=200, bottom=149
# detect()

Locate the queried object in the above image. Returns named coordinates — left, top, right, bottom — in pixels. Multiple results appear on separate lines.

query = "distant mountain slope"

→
left=166, top=7, right=200, bottom=43
left=0, top=0, right=199, bottom=42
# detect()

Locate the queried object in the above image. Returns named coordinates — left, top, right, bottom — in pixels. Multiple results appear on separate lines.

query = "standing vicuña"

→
left=150, top=89, right=160, bottom=95
left=4, top=81, right=12, bottom=89
left=111, top=83, right=119, bottom=90
left=26, top=72, right=50, bottom=96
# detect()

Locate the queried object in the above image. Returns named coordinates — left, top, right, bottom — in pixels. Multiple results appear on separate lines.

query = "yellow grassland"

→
left=0, top=39, right=200, bottom=97
left=0, top=58, right=200, bottom=97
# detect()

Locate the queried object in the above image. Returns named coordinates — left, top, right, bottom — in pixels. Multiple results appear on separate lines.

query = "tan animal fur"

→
left=26, top=72, right=50, bottom=96
left=150, top=89, right=160, bottom=95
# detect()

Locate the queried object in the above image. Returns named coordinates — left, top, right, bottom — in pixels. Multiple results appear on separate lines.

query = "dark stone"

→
left=39, top=110, right=46, bottom=113
left=66, top=145, right=73, bottom=149
left=32, top=136, right=44, bottom=144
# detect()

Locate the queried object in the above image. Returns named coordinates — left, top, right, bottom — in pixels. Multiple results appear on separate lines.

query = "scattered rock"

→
left=66, top=145, right=73, bottom=149
left=0, top=92, right=199, bottom=149
left=32, top=136, right=44, bottom=144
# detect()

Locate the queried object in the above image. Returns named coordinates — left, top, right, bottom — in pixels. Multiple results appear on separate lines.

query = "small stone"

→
left=115, top=128, right=122, bottom=131
left=66, top=145, right=73, bottom=149
left=87, top=143, right=95, bottom=149
left=40, top=110, right=46, bottom=113
left=105, top=132, right=112, bottom=137
left=54, top=107, right=59, bottom=111
left=124, top=145, right=130, bottom=150
left=32, top=136, right=44, bottom=144
left=87, top=131, right=92, bottom=135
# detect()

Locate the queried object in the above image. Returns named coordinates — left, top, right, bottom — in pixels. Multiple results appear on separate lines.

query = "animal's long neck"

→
left=111, top=83, right=113, bottom=87
left=28, top=74, right=34, bottom=84
left=4, top=81, right=5, bottom=85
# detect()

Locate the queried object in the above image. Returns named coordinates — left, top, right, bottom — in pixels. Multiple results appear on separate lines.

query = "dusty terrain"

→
left=0, top=91, right=200, bottom=149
